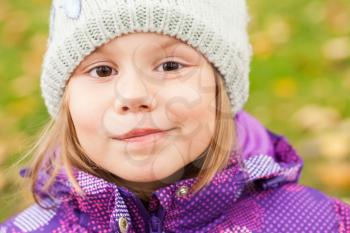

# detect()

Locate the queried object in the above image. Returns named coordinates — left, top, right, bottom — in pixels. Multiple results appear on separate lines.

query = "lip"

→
left=120, top=131, right=168, bottom=144
left=112, top=128, right=176, bottom=151
left=114, top=128, right=171, bottom=140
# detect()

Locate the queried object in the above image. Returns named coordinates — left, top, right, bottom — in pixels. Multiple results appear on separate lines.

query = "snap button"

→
left=118, top=216, right=128, bottom=233
left=176, top=185, right=189, bottom=197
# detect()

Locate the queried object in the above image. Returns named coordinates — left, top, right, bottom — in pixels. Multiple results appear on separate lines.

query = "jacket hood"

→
left=21, top=111, right=304, bottom=231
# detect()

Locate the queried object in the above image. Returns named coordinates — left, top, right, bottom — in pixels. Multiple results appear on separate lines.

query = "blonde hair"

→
left=26, top=68, right=236, bottom=206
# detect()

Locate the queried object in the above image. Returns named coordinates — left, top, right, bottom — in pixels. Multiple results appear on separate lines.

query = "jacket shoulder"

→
left=330, top=196, right=350, bottom=233
left=260, top=183, right=350, bottom=233
left=0, top=198, right=81, bottom=233
left=231, top=183, right=350, bottom=233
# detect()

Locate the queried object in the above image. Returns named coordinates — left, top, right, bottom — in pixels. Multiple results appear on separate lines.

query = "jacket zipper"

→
left=149, top=205, right=165, bottom=233
left=131, top=194, right=165, bottom=233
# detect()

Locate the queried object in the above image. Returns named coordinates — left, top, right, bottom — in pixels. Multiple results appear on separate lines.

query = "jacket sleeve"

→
left=331, top=197, right=350, bottom=233
left=0, top=199, right=60, bottom=233
left=0, top=218, right=23, bottom=233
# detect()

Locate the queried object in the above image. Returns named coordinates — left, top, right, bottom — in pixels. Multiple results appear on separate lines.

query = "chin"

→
left=117, top=167, right=182, bottom=184
left=115, top=169, right=162, bottom=183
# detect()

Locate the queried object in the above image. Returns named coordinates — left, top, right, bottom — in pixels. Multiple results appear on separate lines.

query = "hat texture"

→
left=42, top=0, right=253, bottom=118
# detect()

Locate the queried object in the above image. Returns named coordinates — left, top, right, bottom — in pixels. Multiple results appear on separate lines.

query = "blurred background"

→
left=0, top=0, right=349, bottom=221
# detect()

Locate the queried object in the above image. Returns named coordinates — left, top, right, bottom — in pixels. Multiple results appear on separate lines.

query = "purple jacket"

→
left=1, top=111, right=350, bottom=233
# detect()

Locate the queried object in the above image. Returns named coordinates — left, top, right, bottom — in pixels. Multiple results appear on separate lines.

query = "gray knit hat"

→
left=41, top=0, right=253, bottom=118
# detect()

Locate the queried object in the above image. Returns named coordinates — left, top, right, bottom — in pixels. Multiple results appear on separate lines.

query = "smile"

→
left=121, top=131, right=167, bottom=143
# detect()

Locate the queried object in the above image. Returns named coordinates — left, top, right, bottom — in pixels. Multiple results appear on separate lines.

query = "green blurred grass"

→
left=0, top=0, right=349, bottom=221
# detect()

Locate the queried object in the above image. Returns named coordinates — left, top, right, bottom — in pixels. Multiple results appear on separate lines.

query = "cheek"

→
left=163, top=77, right=216, bottom=125
left=160, top=76, right=216, bottom=151
left=67, top=80, right=109, bottom=141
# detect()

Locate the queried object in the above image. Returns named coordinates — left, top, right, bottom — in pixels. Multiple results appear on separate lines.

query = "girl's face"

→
left=68, top=32, right=216, bottom=184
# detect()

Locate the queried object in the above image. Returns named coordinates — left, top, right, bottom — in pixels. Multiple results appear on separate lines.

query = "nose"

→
left=113, top=72, right=157, bottom=114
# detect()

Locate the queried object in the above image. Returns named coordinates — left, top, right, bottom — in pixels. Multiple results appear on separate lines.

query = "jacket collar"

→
left=25, top=111, right=304, bottom=229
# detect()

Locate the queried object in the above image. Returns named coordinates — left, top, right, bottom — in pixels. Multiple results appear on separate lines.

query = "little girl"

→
left=1, top=0, right=350, bottom=232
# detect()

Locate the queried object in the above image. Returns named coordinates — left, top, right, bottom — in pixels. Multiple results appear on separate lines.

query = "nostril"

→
left=121, top=106, right=129, bottom=111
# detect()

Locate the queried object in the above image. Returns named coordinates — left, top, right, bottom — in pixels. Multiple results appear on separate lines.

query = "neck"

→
left=121, top=151, right=207, bottom=201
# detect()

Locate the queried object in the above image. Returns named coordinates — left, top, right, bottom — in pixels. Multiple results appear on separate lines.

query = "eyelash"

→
left=87, top=60, right=186, bottom=79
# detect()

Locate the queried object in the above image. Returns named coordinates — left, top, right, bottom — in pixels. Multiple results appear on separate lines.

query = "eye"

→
left=88, top=65, right=118, bottom=78
left=156, top=61, right=185, bottom=72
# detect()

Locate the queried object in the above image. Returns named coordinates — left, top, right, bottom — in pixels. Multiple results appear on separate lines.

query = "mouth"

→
left=113, top=128, right=175, bottom=143
left=120, top=131, right=167, bottom=143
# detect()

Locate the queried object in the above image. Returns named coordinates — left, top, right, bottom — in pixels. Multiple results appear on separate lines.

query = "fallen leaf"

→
left=315, top=162, right=350, bottom=190
left=251, top=31, right=274, bottom=59
left=273, top=77, right=297, bottom=98
left=303, top=1, right=326, bottom=24
left=322, top=37, right=350, bottom=61
left=21, top=33, right=47, bottom=77
left=325, top=1, right=350, bottom=34
left=292, top=105, right=340, bottom=132
left=318, top=131, right=350, bottom=160
left=266, top=16, right=291, bottom=45
left=6, top=96, right=38, bottom=118
left=0, top=0, right=10, bottom=21
left=297, top=138, right=322, bottom=158
left=10, top=75, right=38, bottom=98
left=1, top=10, right=30, bottom=47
